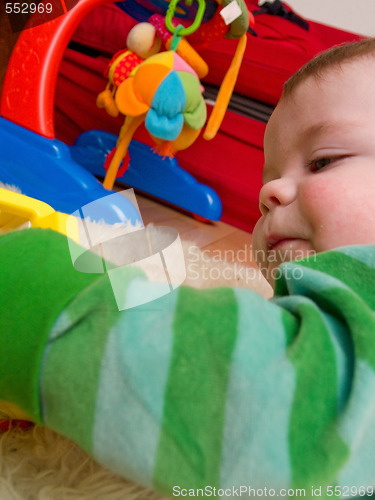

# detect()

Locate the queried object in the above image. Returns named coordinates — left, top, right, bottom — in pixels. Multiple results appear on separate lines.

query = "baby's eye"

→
left=308, top=157, right=335, bottom=172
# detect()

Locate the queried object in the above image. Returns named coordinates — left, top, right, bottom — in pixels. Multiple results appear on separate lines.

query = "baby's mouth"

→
left=267, top=237, right=315, bottom=265
left=266, top=233, right=299, bottom=251
left=267, top=237, right=297, bottom=251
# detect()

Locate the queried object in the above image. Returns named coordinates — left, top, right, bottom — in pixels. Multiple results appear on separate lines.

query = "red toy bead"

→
left=0, top=419, right=34, bottom=432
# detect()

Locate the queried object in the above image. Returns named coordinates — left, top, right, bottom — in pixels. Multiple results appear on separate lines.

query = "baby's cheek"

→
left=252, top=222, right=263, bottom=262
left=252, top=219, right=268, bottom=272
left=299, top=177, right=340, bottom=223
left=299, top=175, right=373, bottom=249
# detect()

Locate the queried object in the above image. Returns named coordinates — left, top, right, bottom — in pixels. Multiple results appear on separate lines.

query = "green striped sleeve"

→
left=153, top=286, right=239, bottom=492
left=3, top=229, right=374, bottom=497
left=41, top=278, right=119, bottom=453
left=0, top=229, right=101, bottom=422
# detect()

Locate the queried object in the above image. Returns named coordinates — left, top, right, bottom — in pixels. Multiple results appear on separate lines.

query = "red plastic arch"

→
left=0, top=0, right=114, bottom=138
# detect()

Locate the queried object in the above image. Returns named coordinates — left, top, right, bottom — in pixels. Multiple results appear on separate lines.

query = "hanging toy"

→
left=188, top=0, right=252, bottom=46
left=96, top=22, right=162, bottom=117
left=203, top=30, right=247, bottom=140
left=149, top=0, right=253, bottom=141
left=102, top=48, right=207, bottom=190
left=99, top=0, right=253, bottom=190
left=195, top=0, right=252, bottom=140
left=149, top=13, right=209, bottom=79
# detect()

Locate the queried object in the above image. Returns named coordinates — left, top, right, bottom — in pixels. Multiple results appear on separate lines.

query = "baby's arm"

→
left=1, top=228, right=375, bottom=496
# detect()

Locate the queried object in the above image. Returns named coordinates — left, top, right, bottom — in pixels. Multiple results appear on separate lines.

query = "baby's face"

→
left=252, top=58, right=375, bottom=285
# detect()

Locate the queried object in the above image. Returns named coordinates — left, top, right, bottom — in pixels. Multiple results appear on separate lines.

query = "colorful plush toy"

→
left=96, top=22, right=162, bottom=118
left=98, top=0, right=254, bottom=190
left=102, top=50, right=207, bottom=190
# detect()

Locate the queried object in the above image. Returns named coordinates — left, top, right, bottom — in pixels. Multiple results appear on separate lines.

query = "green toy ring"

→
left=165, top=0, right=206, bottom=37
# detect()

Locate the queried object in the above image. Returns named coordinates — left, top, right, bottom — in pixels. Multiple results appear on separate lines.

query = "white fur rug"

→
left=0, top=219, right=272, bottom=500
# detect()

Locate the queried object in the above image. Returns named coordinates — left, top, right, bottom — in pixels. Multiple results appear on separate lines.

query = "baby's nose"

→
left=258, top=178, right=296, bottom=215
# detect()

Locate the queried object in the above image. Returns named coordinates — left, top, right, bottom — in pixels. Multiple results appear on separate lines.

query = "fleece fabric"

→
left=1, top=229, right=375, bottom=497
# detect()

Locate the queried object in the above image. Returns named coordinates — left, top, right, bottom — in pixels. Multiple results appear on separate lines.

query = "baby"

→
left=1, top=39, right=375, bottom=498
left=253, top=37, right=375, bottom=285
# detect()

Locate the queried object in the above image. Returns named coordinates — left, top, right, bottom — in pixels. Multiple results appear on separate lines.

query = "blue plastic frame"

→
left=0, top=118, right=142, bottom=225
left=71, top=129, right=222, bottom=220
left=0, top=118, right=221, bottom=223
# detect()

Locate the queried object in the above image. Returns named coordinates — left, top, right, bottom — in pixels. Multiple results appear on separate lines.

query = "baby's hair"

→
left=282, top=37, right=375, bottom=97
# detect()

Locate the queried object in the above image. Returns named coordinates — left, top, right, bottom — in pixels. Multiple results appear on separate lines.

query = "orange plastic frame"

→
left=0, top=0, right=114, bottom=139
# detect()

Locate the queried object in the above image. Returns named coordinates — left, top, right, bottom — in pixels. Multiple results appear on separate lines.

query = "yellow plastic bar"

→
left=0, top=401, right=33, bottom=422
left=0, top=188, right=79, bottom=243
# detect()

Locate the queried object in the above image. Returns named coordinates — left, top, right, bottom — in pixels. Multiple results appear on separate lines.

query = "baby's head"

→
left=252, top=38, right=375, bottom=285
